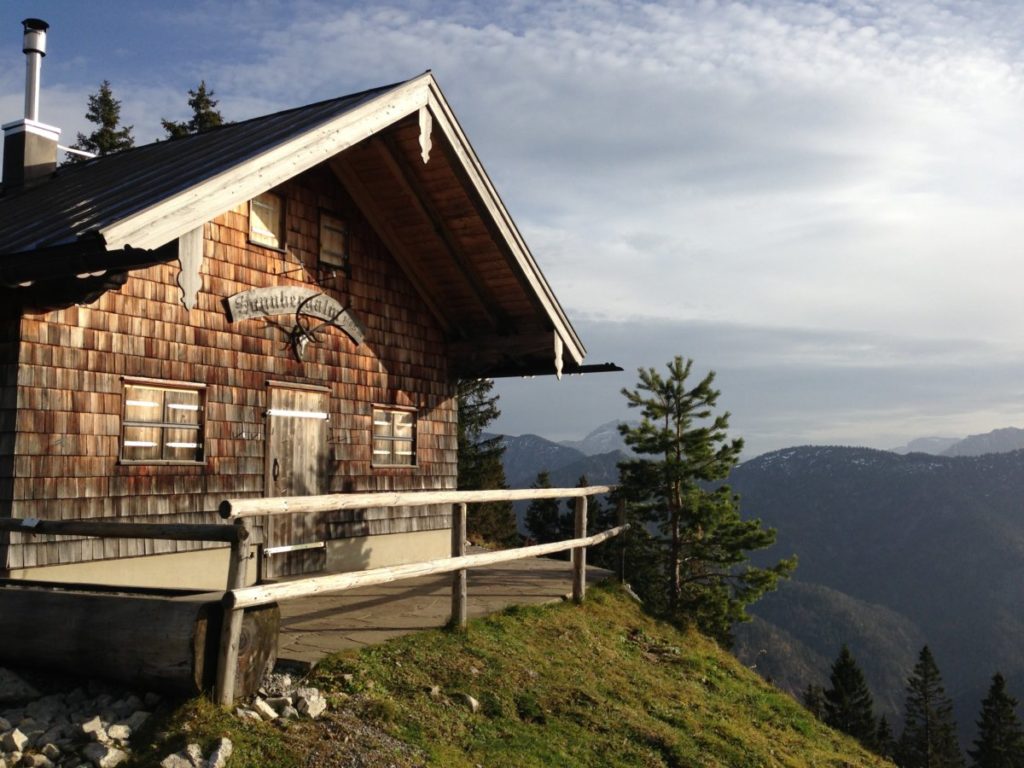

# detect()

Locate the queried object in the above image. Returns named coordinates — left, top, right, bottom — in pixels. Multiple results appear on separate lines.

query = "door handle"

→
left=272, top=458, right=280, bottom=482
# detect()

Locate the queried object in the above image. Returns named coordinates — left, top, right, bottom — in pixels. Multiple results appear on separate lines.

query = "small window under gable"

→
left=121, top=380, right=206, bottom=464
left=372, top=406, right=416, bottom=467
left=250, top=191, right=285, bottom=249
left=319, top=211, right=349, bottom=270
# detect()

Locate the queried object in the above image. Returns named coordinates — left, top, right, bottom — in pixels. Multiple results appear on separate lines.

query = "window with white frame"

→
left=249, top=191, right=284, bottom=249
left=121, top=381, right=205, bottom=463
left=372, top=407, right=416, bottom=466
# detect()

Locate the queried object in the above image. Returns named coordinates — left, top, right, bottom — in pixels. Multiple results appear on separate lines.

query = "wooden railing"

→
left=214, top=485, right=624, bottom=704
left=0, top=486, right=627, bottom=706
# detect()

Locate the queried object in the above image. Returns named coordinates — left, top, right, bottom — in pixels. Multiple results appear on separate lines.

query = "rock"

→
left=206, top=737, right=233, bottom=768
left=105, top=724, right=130, bottom=743
left=19, top=754, right=53, bottom=768
left=81, top=743, right=127, bottom=768
left=123, top=711, right=150, bottom=732
left=427, top=685, right=442, bottom=700
left=0, top=670, right=39, bottom=704
left=158, top=755, right=193, bottom=768
left=40, top=744, right=60, bottom=761
left=233, top=708, right=261, bottom=724
left=279, top=705, right=299, bottom=720
left=454, top=693, right=480, bottom=713
left=3, top=728, right=29, bottom=753
left=295, top=688, right=327, bottom=719
left=79, top=717, right=106, bottom=743
left=251, top=698, right=278, bottom=721
left=263, top=697, right=291, bottom=714
left=0, top=715, right=10, bottom=731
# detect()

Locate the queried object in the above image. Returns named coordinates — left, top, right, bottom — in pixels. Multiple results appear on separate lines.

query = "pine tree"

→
left=162, top=80, right=225, bottom=138
left=617, top=356, right=796, bottom=645
left=455, top=378, right=516, bottom=546
left=877, top=715, right=898, bottom=760
left=803, top=683, right=827, bottom=720
left=969, top=673, right=1024, bottom=768
left=525, top=471, right=569, bottom=548
left=67, top=80, right=134, bottom=162
left=898, top=645, right=964, bottom=768
left=824, top=645, right=877, bottom=746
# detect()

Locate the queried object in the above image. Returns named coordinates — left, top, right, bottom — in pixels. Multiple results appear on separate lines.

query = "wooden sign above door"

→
left=226, top=286, right=366, bottom=358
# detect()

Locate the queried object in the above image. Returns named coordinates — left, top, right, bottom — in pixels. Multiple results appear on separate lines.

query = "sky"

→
left=2, top=0, right=1023, bottom=457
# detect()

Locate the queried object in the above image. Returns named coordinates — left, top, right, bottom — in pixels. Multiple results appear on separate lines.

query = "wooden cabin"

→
left=0, top=66, right=607, bottom=590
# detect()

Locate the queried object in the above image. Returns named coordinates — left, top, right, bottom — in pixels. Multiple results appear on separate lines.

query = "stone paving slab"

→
left=277, top=552, right=614, bottom=664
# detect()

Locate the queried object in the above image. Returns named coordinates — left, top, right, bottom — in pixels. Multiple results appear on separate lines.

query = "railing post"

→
left=572, top=496, right=587, bottom=603
left=616, top=497, right=627, bottom=584
left=451, top=502, right=467, bottom=629
left=215, top=518, right=251, bottom=706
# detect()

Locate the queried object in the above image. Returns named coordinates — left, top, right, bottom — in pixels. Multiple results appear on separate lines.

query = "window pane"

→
left=373, top=438, right=394, bottom=462
left=372, top=412, right=393, bottom=438
left=320, top=214, right=347, bottom=267
left=163, top=427, right=202, bottom=462
left=250, top=193, right=282, bottom=247
left=124, top=386, right=164, bottom=424
left=123, top=425, right=161, bottom=461
left=164, top=389, right=201, bottom=426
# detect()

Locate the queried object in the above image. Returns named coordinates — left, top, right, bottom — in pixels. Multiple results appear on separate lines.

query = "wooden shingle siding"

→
left=8, top=165, right=456, bottom=568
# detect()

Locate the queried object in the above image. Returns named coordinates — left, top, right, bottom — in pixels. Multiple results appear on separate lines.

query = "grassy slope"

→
left=138, top=585, right=893, bottom=767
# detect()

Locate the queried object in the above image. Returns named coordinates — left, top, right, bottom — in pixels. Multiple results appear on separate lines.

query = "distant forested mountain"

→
left=730, top=445, right=1024, bottom=744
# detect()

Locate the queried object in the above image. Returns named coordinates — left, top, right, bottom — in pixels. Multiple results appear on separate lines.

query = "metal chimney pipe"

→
left=21, top=18, right=48, bottom=121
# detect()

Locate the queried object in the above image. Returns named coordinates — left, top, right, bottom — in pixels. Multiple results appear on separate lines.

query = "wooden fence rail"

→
left=218, top=486, right=614, bottom=519
left=215, top=485, right=622, bottom=705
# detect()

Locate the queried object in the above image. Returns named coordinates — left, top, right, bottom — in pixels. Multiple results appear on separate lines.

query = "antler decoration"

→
left=290, top=292, right=347, bottom=360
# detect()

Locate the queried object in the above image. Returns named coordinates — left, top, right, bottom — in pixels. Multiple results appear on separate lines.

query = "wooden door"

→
left=264, top=385, right=330, bottom=579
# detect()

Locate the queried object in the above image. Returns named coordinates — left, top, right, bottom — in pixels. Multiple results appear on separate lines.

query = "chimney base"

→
left=2, top=118, right=60, bottom=189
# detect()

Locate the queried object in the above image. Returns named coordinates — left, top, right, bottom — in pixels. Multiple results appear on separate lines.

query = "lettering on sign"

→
left=225, top=286, right=366, bottom=349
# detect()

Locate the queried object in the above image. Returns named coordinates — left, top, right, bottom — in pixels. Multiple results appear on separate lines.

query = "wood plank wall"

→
left=4, top=165, right=457, bottom=571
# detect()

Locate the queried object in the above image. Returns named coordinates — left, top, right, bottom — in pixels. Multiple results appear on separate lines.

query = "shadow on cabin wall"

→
left=0, top=305, right=20, bottom=575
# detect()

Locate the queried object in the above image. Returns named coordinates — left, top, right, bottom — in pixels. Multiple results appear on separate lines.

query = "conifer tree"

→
left=617, top=356, right=796, bottom=644
left=824, top=645, right=877, bottom=746
left=67, top=80, right=134, bottom=162
left=162, top=80, right=225, bottom=138
left=969, top=673, right=1024, bottom=768
left=456, top=378, right=516, bottom=546
left=803, top=683, right=827, bottom=720
left=877, top=715, right=898, bottom=760
left=898, top=645, right=964, bottom=768
left=525, top=471, right=569, bottom=548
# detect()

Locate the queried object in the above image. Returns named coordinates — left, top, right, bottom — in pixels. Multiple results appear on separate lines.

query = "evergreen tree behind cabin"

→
left=898, top=645, right=964, bottom=768
left=824, top=645, right=877, bottom=747
left=617, top=356, right=795, bottom=645
left=877, top=715, right=898, bottom=761
left=525, top=470, right=570, bottom=547
left=456, top=379, right=516, bottom=546
left=969, top=673, right=1024, bottom=768
left=66, top=80, right=134, bottom=163
left=162, top=80, right=225, bottom=138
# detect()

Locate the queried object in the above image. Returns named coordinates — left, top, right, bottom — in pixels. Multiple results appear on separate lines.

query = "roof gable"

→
left=0, top=73, right=594, bottom=377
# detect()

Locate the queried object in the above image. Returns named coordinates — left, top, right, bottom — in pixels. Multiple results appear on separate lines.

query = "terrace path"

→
left=277, top=549, right=614, bottom=665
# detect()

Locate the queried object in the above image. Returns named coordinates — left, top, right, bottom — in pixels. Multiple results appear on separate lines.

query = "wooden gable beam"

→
left=327, top=156, right=460, bottom=339
left=423, top=88, right=585, bottom=366
left=371, top=134, right=510, bottom=333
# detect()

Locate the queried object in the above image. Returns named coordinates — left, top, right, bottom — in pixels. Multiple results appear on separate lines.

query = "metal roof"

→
left=0, top=80, right=404, bottom=255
